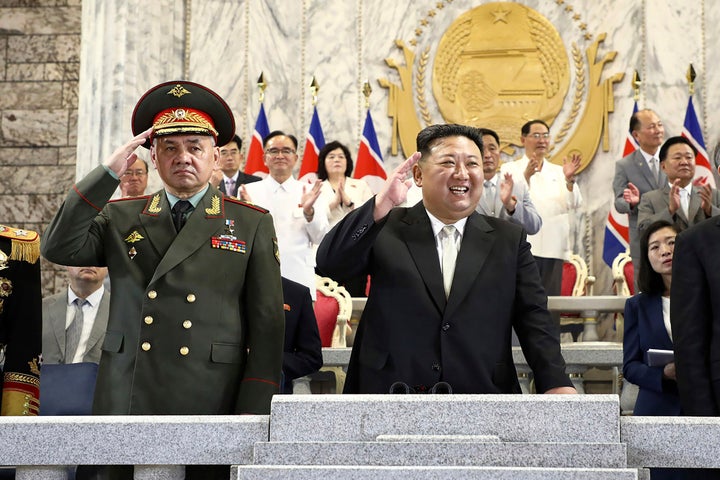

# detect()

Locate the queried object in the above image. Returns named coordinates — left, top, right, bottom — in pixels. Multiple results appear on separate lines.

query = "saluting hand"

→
left=374, top=151, right=420, bottom=221
left=105, top=127, right=152, bottom=177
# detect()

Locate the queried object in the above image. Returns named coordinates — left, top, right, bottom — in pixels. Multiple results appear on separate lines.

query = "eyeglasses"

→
left=526, top=132, right=550, bottom=139
left=265, top=148, right=296, bottom=156
left=122, top=170, right=147, bottom=177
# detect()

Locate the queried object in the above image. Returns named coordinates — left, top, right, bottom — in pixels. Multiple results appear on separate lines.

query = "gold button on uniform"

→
left=182, top=320, right=192, bottom=329
left=141, top=342, right=151, bottom=351
left=144, top=316, right=153, bottom=325
left=186, top=293, right=196, bottom=303
left=179, top=346, right=189, bottom=356
left=147, top=290, right=157, bottom=299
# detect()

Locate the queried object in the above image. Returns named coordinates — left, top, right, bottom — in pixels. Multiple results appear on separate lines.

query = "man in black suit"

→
left=317, top=124, right=575, bottom=395
left=213, top=134, right=261, bottom=197
left=671, top=217, right=720, bottom=416
left=280, top=277, right=323, bottom=393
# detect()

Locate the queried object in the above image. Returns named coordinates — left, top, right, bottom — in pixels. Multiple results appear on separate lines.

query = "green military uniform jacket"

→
left=0, top=226, right=41, bottom=416
left=41, top=166, right=284, bottom=415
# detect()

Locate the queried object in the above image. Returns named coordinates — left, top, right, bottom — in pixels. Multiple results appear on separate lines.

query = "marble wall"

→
left=0, top=0, right=82, bottom=294
left=4, top=1, right=714, bottom=307
left=76, top=0, right=717, bottom=306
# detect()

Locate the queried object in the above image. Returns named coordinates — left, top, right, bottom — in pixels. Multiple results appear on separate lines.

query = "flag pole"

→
left=631, top=70, right=640, bottom=102
left=257, top=72, right=267, bottom=103
left=310, top=76, right=319, bottom=107
left=686, top=64, right=696, bottom=96
left=363, top=80, right=372, bottom=109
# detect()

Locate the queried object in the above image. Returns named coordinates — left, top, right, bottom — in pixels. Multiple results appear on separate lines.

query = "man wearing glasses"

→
left=118, top=158, right=149, bottom=198
left=241, top=130, right=328, bottom=299
left=212, top=134, right=261, bottom=197
left=501, top=120, right=583, bottom=323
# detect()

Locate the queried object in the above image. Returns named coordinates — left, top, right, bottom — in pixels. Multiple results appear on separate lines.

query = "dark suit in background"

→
left=317, top=199, right=572, bottom=394
left=280, top=277, right=322, bottom=393
left=671, top=217, right=720, bottom=416
left=218, top=171, right=261, bottom=197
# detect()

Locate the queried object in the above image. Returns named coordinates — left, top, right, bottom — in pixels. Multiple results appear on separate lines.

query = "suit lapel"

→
left=150, top=187, right=225, bottom=284
left=50, top=295, right=67, bottom=360
left=400, top=204, right=445, bottom=314
left=633, top=151, right=658, bottom=189
left=445, top=212, right=494, bottom=319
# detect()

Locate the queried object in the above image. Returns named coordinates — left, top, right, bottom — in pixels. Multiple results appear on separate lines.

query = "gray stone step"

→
left=253, top=440, right=627, bottom=468
left=269, top=394, right=620, bottom=443
left=233, top=465, right=638, bottom=480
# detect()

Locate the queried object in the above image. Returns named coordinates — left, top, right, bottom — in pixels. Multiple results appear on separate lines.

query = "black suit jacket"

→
left=219, top=171, right=262, bottom=197
left=281, top=277, right=323, bottom=393
left=317, top=199, right=571, bottom=394
left=623, top=293, right=681, bottom=416
left=671, top=216, right=720, bottom=416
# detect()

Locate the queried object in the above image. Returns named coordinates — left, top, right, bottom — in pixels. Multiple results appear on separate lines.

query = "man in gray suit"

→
left=638, top=136, right=720, bottom=233
left=476, top=128, right=541, bottom=234
left=612, top=109, right=666, bottom=269
left=42, top=266, right=109, bottom=364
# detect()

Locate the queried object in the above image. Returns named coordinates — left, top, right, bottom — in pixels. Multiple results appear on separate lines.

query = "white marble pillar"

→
left=76, top=0, right=716, bottom=305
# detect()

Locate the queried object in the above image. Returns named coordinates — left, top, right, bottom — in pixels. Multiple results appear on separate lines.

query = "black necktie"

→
left=172, top=200, right=193, bottom=232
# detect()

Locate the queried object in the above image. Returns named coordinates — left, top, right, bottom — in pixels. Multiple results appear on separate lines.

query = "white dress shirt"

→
left=245, top=176, right=329, bottom=298
left=66, top=285, right=105, bottom=364
left=501, top=155, right=582, bottom=260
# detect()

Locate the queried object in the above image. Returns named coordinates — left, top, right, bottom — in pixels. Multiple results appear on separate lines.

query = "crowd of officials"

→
left=1, top=81, right=720, bottom=480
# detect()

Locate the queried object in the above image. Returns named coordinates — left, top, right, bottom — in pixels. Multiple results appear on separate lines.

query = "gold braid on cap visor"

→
left=152, top=108, right=218, bottom=138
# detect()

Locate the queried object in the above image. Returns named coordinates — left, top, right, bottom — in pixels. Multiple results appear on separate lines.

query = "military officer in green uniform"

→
left=41, top=81, right=284, bottom=479
left=0, top=225, right=41, bottom=416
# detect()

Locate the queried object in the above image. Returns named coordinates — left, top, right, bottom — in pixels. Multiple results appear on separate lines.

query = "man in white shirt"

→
left=612, top=109, right=666, bottom=269
left=501, top=120, right=582, bottom=309
left=476, top=128, right=541, bottom=234
left=638, top=135, right=720, bottom=233
left=242, top=131, right=328, bottom=298
left=42, top=266, right=110, bottom=364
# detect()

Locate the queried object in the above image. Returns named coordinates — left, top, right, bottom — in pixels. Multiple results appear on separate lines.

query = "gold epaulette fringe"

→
left=11, top=235, right=40, bottom=264
left=0, top=226, right=41, bottom=264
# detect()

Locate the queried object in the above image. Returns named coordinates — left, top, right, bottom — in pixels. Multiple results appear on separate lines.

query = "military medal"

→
left=211, top=220, right=246, bottom=253
left=224, top=219, right=235, bottom=238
